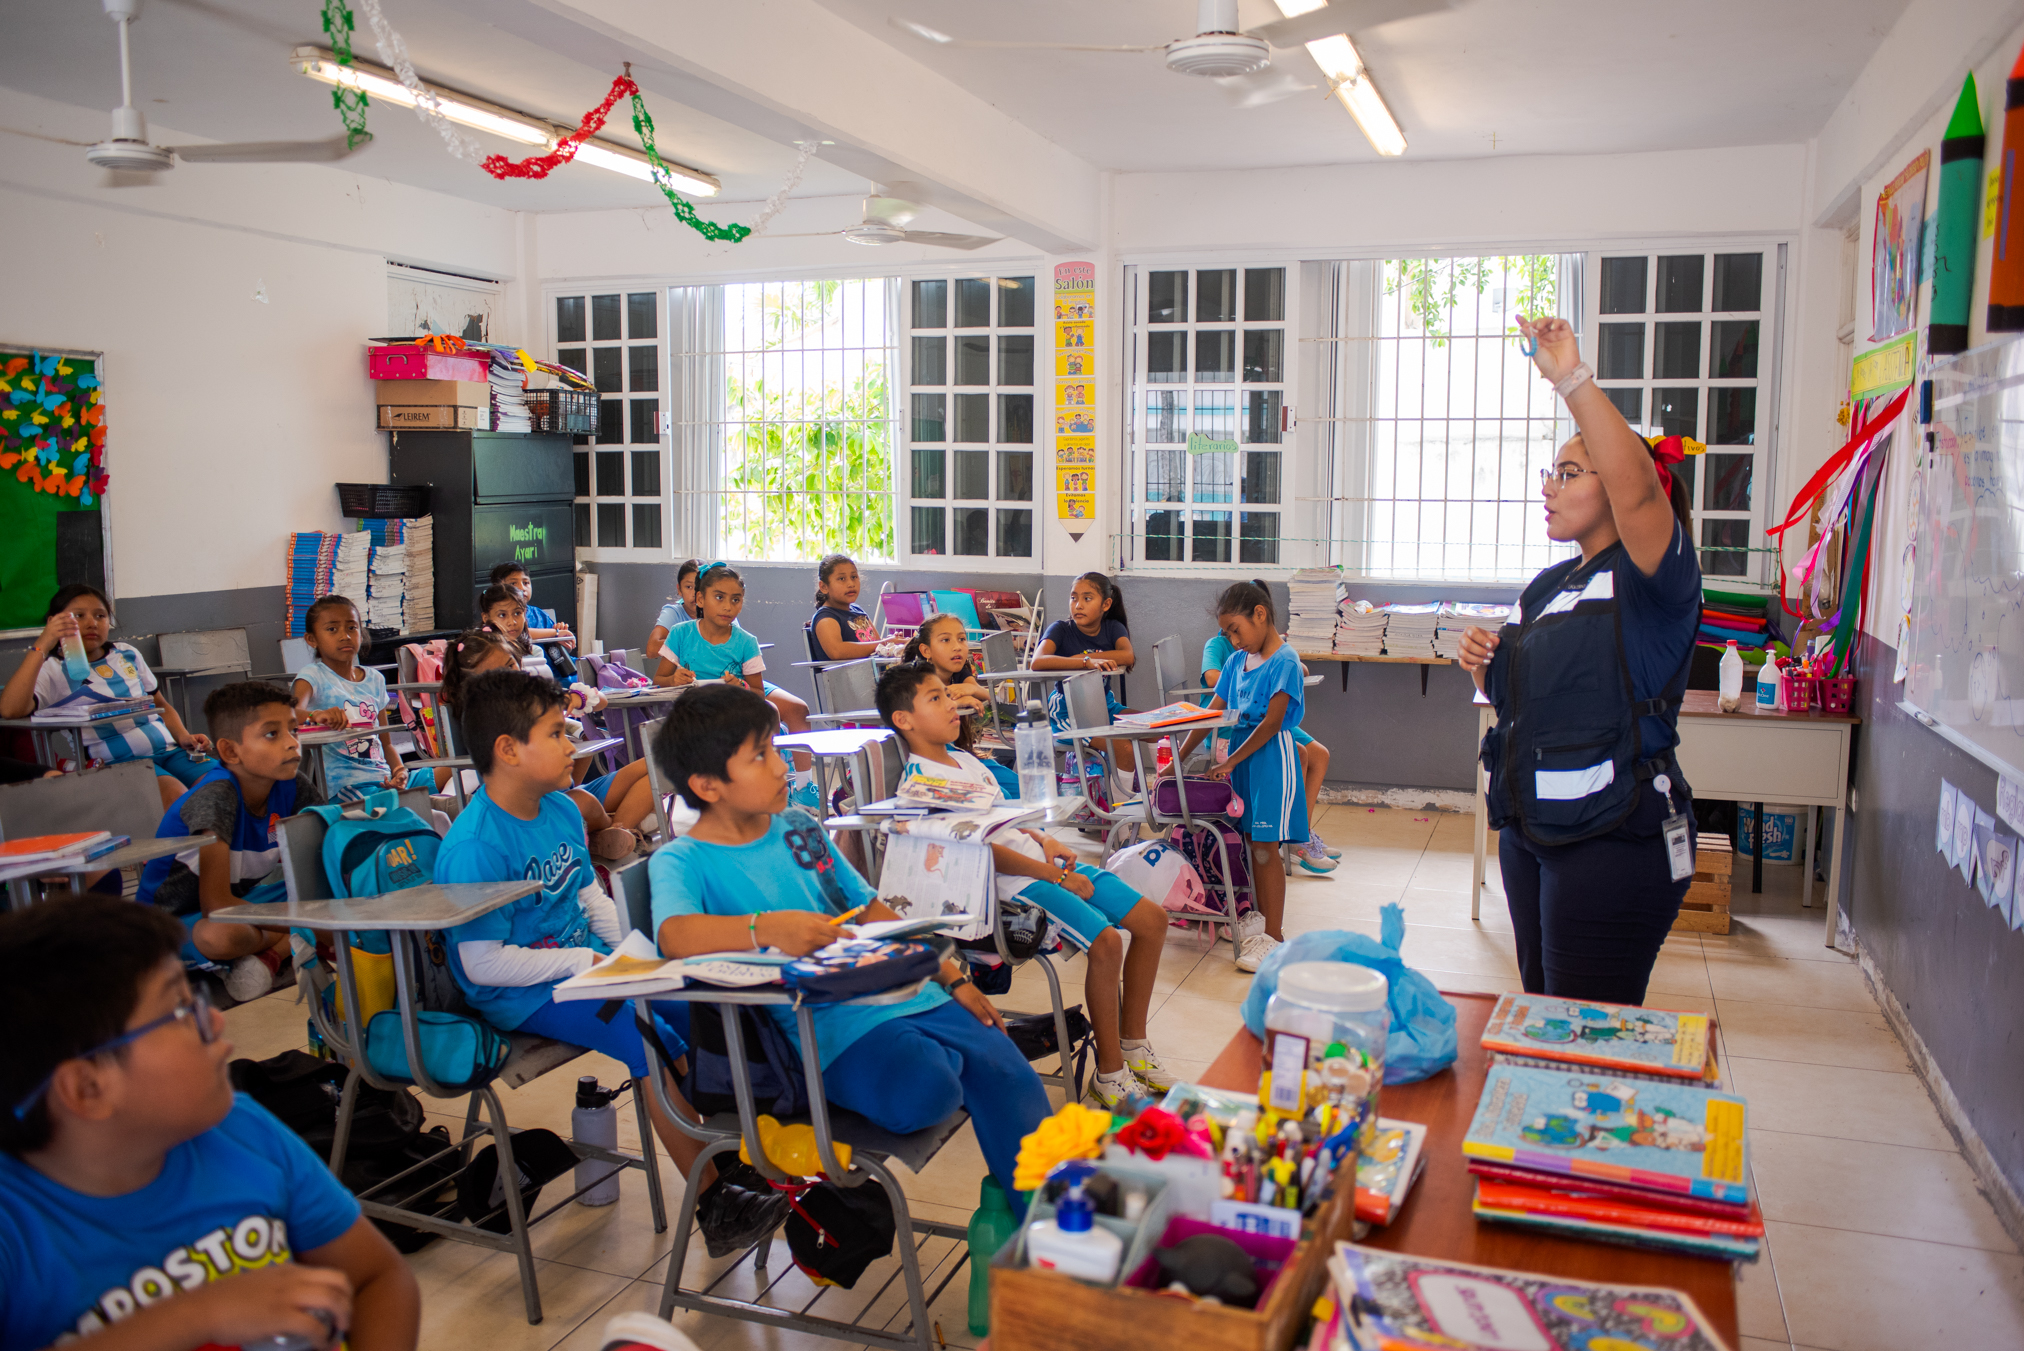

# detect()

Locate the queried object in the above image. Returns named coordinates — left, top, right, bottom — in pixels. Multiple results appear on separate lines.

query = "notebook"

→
left=1481, top=992, right=1714, bottom=1080
left=0, top=831, right=113, bottom=864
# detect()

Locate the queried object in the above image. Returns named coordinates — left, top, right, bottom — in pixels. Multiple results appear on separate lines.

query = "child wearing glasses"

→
left=0, top=896, right=420, bottom=1350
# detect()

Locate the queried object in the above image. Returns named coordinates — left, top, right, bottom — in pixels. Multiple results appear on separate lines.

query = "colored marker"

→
left=1933, top=73, right=1986, bottom=354
left=1990, top=41, right=2024, bottom=331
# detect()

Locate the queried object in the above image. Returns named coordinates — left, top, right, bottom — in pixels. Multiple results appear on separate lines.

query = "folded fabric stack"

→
left=1335, top=599, right=1388, bottom=655
left=490, top=349, right=532, bottom=434
left=285, top=532, right=339, bottom=636
left=1698, top=587, right=1776, bottom=652
left=1436, top=602, right=1511, bottom=659
left=1379, top=601, right=1441, bottom=657
left=1287, top=567, right=1343, bottom=652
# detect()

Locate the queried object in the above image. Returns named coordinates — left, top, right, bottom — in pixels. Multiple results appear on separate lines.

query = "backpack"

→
left=305, top=790, right=465, bottom=1012
left=666, top=1004, right=811, bottom=1120
left=582, top=652, right=653, bottom=689
left=1105, top=838, right=1213, bottom=917
left=1170, top=818, right=1255, bottom=910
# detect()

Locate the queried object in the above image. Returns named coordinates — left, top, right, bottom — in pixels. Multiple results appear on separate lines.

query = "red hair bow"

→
left=1649, top=434, right=1688, bottom=499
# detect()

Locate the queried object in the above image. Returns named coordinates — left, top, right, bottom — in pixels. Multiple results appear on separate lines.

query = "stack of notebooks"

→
left=403, top=516, right=435, bottom=630
left=489, top=349, right=533, bottom=434
left=360, top=516, right=435, bottom=634
left=1286, top=567, right=1344, bottom=652
left=1462, top=994, right=1760, bottom=1260
left=365, top=537, right=407, bottom=632
left=1378, top=601, right=1441, bottom=657
left=286, top=531, right=340, bottom=635
left=1334, top=599, right=1388, bottom=655
left=1434, top=602, right=1510, bottom=659
left=332, top=531, right=370, bottom=609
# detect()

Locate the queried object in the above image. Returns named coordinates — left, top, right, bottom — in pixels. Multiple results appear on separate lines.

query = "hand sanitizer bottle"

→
left=1026, top=1161, right=1123, bottom=1283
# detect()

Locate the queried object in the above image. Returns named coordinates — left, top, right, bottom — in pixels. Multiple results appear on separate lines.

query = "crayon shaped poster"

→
left=1055, top=261, right=1095, bottom=536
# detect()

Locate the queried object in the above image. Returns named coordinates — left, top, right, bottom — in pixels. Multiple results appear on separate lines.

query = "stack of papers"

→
left=1333, top=599, right=1388, bottom=656
left=1286, top=566, right=1343, bottom=652
left=403, top=516, right=435, bottom=630
left=365, top=538, right=407, bottom=632
left=1379, top=602, right=1441, bottom=657
left=286, top=532, right=339, bottom=636
left=1435, top=602, right=1511, bottom=659
left=332, top=531, right=370, bottom=610
left=490, top=349, right=532, bottom=434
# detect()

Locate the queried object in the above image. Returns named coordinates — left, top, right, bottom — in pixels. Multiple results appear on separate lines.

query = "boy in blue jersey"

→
left=649, top=684, right=1050, bottom=1209
left=0, top=895, right=418, bottom=1350
left=137, top=682, right=322, bottom=1002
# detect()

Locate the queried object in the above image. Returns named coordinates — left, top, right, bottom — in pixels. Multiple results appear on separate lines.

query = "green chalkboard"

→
left=0, top=349, right=108, bottom=632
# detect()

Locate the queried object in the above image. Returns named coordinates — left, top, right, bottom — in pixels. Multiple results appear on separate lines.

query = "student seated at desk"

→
left=642, top=559, right=703, bottom=663
left=1199, top=627, right=1337, bottom=875
left=292, top=595, right=407, bottom=802
left=1031, top=572, right=1142, bottom=801
left=136, top=682, right=316, bottom=1003
left=876, top=662, right=1175, bottom=1110
left=0, top=584, right=213, bottom=808
left=648, top=684, right=1051, bottom=1208
left=490, top=562, right=574, bottom=650
left=479, top=585, right=575, bottom=685
left=898, top=614, right=1013, bottom=790
left=807, top=553, right=885, bottom=661
left=0, top=895, right=421, bottom=1351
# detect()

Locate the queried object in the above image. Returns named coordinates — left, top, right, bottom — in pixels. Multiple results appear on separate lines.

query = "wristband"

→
left=944, top=974, right=973, bottom=994
left=749, top=914, right=761, bottom=951
left=1552, top=362, right=1595, bottom=401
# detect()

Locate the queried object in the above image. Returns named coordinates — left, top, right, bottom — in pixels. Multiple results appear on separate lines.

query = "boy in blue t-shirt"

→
left=649, top=684, right=1050, bottom=1209
left=0, top=895, right=418, bottom=1350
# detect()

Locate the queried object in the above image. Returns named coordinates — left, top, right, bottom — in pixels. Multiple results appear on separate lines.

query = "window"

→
left=1126, top=266, right=1290, bottom=565
left=904, top=275, right=1036, bottom=558
left=555, top=289, right=664, bottom=553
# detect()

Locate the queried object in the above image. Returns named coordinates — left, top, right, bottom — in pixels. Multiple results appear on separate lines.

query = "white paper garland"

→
left=747, top=139, right=818, bottom=236
left=355, top=0, right=483, bottom=162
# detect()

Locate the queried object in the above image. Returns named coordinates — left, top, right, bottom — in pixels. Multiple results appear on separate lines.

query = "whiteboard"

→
left=1904, top=335, right=2024, bottom=780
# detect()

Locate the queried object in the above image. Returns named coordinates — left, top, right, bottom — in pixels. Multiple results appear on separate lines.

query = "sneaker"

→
left=1225, top=909, right=1266, bottom=947
left=1311, top=830, right=1343, bottom=859
left=1089, top=1067, right=1142, bottom=1111
left=590, top=827, right=638, bottom=861
left=1235, top=932, right=1281, bottom=973
left=695, top=1159, right=792, bottom=1258
left=1296, top=837, right=1339, bottom=874
left=1122, top=1042, right=1177, bottom=1091
left=600, top=1311, right=706, bottom=1351
left=787, top=779, right=822, bottom=813
left=223, top=947, right=285, bottom=1003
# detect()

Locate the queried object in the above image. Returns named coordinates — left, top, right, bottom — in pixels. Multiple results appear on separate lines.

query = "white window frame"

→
left=545, top=280, right=670, bottom=563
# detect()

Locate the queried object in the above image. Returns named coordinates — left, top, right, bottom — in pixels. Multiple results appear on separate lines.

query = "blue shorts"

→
left=514, top=996, right=692, bottom=1076
left=177, top=878, right=290, bottom=966
left=1229, top=729, right=1308, bottom=844
left=151, top=746, right=212, bottom=787
left=1015, top=863, right=1142, bottom=950
left=583, top=772, right=618, bottom=803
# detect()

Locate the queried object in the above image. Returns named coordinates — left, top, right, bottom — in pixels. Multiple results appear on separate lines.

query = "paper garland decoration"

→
left=357, top=0, right=482, bottom=162
left=748, top=139, right=819, bottom=236
left=319, top=0, right=371, bottom=150
left=625, top=75, right=751, bottom=244
left=481, top=72, right=631, bottom=180
left=1054, top=262, right=1096, bottom=535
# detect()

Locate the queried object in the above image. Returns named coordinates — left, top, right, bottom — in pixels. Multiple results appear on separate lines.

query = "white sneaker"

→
left=1311, top=829, right=1343, bottom=859
left=1296, top=837, right=1339, bottom=874
left=1122, top=1042, right=1177, bottom=1091
left=223, top=953, right=275, bottom=1002
left=1225, top=909, right=1266, bottom=946
left=1235, top=932, right=1281, bottom=973
left=1089, top=1067, right=1141, bottom=1111
left=600, top=1311, right=706, bottom=1351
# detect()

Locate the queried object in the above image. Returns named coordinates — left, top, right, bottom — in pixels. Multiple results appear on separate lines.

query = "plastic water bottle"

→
left=1015, top=700, right=1055, bottom=804
left=60, top=628, right=90, bottom=684
left=966, top=1175, right=1017, bottom=1335
left=1718, top=640, right=1744, bottom=712
left=572, top=1075, right=621, bottom=1206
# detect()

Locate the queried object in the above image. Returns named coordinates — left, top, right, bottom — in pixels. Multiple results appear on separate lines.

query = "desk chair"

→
left=1056, top=671, right=1143, bottom=855
left=154, top=628, right=253, bottom=723
left=274, top=810, right=667, bottom=1325
left=808, top=658, right=881, bottom=728
left=632, top=715, right=700, bottom=845
left=1150, top=635, right=1193, bottom=706
left=874, top=586, right=928, bottom=645
left=0, top=760, right=209, bottom=908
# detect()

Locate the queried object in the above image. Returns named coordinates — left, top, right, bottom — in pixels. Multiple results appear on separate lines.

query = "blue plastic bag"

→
left=1239, top=902, right=1458, bottom=1083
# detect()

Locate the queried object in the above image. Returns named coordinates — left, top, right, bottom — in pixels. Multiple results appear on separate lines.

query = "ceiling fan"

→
left=84, top=0, right=367, bottom=174
left=771, top=191, right=1001, bottom=250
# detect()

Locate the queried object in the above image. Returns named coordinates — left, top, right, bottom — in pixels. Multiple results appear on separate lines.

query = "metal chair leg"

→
left=478, top=1084, right=544, bottom=1326
left=327, top=1067, right=363, bottom=1175
left=633, top=1076, right=668, bottom=1233
left=658, top=1138, right=741, bottom=1320
left=865, top=1157, right=937, bottom=1351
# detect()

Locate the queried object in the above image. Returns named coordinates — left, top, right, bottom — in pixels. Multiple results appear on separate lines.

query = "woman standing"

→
left=1460, top=315, right=1702, bottom=1006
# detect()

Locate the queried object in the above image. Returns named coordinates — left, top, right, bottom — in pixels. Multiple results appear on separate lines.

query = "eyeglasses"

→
left=1539, top=466, right=1598, bottom=489
left=12, top=987, right=216, bottom=1121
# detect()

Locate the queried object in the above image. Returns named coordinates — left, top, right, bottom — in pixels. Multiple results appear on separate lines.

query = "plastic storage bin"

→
left=1262, top=962, right=1387, bottom=1150
left=1735, top=803, right=1800, bottom=864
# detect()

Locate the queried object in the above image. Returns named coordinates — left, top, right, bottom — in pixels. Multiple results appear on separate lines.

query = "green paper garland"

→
left=627, top=83, right=750, bottom=244
left=321, top=0, right=371, bottom=150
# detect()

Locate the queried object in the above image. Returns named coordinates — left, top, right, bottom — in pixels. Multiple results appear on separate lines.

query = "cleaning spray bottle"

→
left=1026, top=1160, right=1123, bottom=1283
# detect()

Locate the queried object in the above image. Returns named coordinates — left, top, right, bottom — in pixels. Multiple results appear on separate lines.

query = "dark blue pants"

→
left=1499, top=779, right=1692, bottom=1006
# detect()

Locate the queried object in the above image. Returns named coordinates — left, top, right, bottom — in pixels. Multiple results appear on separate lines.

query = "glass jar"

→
left=1262, top=962, right=1387, bottom=1149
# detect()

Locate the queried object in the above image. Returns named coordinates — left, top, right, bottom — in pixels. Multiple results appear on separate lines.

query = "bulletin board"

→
left=0, top=347, right=111, bottom=634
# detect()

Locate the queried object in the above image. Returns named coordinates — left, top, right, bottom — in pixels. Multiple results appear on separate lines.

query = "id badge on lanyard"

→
left=1654, top=773, right=1693, bottom=882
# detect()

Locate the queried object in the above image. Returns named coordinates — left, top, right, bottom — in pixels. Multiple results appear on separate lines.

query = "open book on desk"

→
left=551, top=932, right=791, bottom=1001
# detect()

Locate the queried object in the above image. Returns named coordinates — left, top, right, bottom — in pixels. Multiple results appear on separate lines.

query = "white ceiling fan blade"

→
left=1215, top=67, right=1315, bottom=108
left=865, top=195, right=922, bottom=227
left=902, top=230, right=1001, bottom=251
left=173, top=134, right=367, bottom=164
left=888, top=16, right=1163, bottom=52
left=1246, top=0, right=1453, bottom=48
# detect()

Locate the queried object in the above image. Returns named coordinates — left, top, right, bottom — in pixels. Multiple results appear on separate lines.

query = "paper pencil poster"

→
left=2001, top=774, right=2024, bottom=836
left=1986, top=833, right=2016, bottom=908
left=1940, top=780, right=1957, bottom=854
left=1954, top=792, right=1977, bottom=875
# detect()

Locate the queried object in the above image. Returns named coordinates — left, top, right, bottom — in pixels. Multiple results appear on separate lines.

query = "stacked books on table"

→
left=1377, top=601, right=1441, bottom=657
left=489, top=349, right=532, bottom=434
left=402, top=516, right=435, bottom=629
left=0, top=831, right=117, bottom=866
left=286, top=531, right=340, bottom=635
left=1334, top=599, right=1388, bottom=655
left=31, top=694, right=153, bottom=724
left=1434, top=602, right=1511, bottom=659
left=1286, top=566, right=1343, bottom=651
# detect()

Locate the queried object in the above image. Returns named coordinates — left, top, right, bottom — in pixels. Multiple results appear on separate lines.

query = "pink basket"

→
left=1782, top=674, right=1819, bottom=711
left=367, top=345, right=491, bottom=383
left=1820, top=676, right=1856, bottom=714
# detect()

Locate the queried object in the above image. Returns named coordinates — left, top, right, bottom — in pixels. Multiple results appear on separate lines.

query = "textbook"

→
left=552, top=933, right=787, bottom=1001
left=1465, top=1161, right=1751, bottom=1220
left=30, top=696, right=154, bottom=724
left=1471, top=1188, right=1762, bottom=1261
left=0, top=831, right=113, bottom=864
left=1481, top=992, right=1713, bottom=1080
left=1471, top=1177, right=1765, bottom=1238
left=895, top=770, right=1000, bottom=810
left=1462, top=1064, right=1751, bottom=1206
left=1114, top=702, right=1224, bottom=729
left=1353, top=1119, right=1428, bottom=1225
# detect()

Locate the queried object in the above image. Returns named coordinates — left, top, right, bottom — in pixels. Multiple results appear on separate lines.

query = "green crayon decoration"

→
left=1991, top=44, right=2024, bottom=330
left=1933, top=74, right=1985, bottom=354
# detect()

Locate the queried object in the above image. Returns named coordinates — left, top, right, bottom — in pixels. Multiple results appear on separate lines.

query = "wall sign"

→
left=1053, top=261, right=1096, bottom=536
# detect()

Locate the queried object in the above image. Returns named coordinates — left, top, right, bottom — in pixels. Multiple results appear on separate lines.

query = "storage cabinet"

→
left=388, top=430, right=575, bottom=631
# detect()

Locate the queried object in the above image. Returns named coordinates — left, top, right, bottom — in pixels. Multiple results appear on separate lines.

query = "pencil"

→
left=829, top=904, right=868, bottom=926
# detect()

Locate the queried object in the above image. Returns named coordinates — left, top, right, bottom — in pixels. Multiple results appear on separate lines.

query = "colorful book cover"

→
left=1473, top=1179, right=1765, bottom=1237
left=1466, top=1161, right=1751, bottom=1220
left=1328, top=1244, right=1735, bottom=1351
left=1489, top=1047, right=1724, bottom=1091
left=1470, top=1196, right=1762, bottom=1263
left=1354, top=1119, right=1428, bottom=1225
left=1115, top=701, right=1223, bottom=728
left=1462, top=1065, right=1751, bottom=1205
left=1482, top=992, right=1712, bottom=1080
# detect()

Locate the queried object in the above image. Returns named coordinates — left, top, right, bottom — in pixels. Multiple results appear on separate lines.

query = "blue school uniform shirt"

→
left=31, top=642, right=175, bottom=764
left=1215, top=643, right=1305, bottom=737
left=1617, top=519, right=1704, bottom=757
left=436, top=785, right=608, bottom=1030
left=661, top=619, right=766, bottom=682
left=649, top=813, right=948, bottom=1068
left=0, top=1094, right=358, bottom=1350
left=292, top=660, right=391, bottom=796
left=137, top=764, right=319, bottom=913
left=654, top=601, right=697, bottom=632
left=526, top=602, right=557, bottom=630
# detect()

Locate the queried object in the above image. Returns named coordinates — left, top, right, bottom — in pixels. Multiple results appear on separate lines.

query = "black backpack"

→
left=648, top=1005, right=811, bottom=1120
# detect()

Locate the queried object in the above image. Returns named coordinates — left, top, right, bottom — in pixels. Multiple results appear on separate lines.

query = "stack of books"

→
left=286, top=532, right=339, bottom=635
left=332, top=531, right=370, bottom=608
left=1378, top=601, right=1441, bottom=657
left=1334, top=599, right=1388, bottom=656
left=1435, top=602, right=1510, bottom=659
left=1286, top=567, right=1343, bottom=652
left=361, top=516, right=434, bottom=635
left=365, top=539, right=406, bottom=632
left=489, top=349, right=532, bottom=434
left=403, top=516, right=435, bottom=630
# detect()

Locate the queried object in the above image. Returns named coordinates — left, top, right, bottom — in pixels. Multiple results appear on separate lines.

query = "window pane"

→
left=1700, top=517, right=1750, bottom=576
left=955, top=335, right=990, bottom=385
left=596, top=450, right=625, bottom=496
left=912, top=448, right=945, bottom=498
left=911, top=505, right=945, bottom=554
left=998, top=450, right=1034, bottom=500
left=954, top=450, right=989, bottom=500
left=1242, top=329, right=1283, bottom=384
left=912, top=279, right=947, bottom=328
left=998, top=335, right=1033, bottom=385
left=628, top=345, right=659, bottom=393
left=1147, top=448, right=1186, bottom=502
left=1192, top=511, right=1232, bottom=562
left=1655, top=321, right=1702, bottom=379
left=591, top=293, right=622, bottom=340
left=1194, top=393, right=1236, bottom=443
left=629, top=398, right=659, bottom=444
left=997, top=508, right=1033, bottom=557
left=1242, top=451, right=1281, bottom=505
left=1603, top=387, right=1643, bottom=424
left=574, top=501, right=590, bottom=545
left=630, top=502, right=662, bottom=550
left=1196, top=330, right=1235, bottom=382
left=1710, top=387, right=1757, bottom=445
left=1239, top=511, right=1280, bottom=565
left=1712, top=253, right=1762, bottom=312
left=596, top=398, right=623, bottom=444
left=630, top=450, right=661, bottom=497
left=1705, top=452, right=1752, bottom=511
left=573, top=450, right=590, bottom=497
left=1148, top=331, right=1186, bottom=383
left=1244, top=268, right=1285, bottom=322
left=1144, top=510, right=1183, bottom=561
left=955, top=393, right=989, bottom=442
left=627, top=292, right=657, bottom=339
left=999, top=394, right=1033, bottom=444
left=1710, top=320, right=1759, bottom=378
left=1195, top=451, right=1236, bottom=504
left=592, top=347, right=622, bottom=393
left=557, top=296, right=586, bottom=343
left=1600, top=257, right=1647, bottom=314
left=912, top=335, right=946, bottom=385
left=1146, top=391, right=1186, bottom=443
left=999, top=277, right=1035, bottom=327
left=1198, top=269, right=1236, bottom=322
left=1244, top=390, right=1282, bottom=443
left=596, top=502, right=626, bottom=547
left=955, top=278, right=991, bottom=327
left=911, top=393, right=945, bottom=442
left=1673, top=454, right=1696, bottom=509
left=954, top=506, right=989, bottom=555
left=1597, top=323, right=1645, bottom=380
left=1149, top=270, right=1187, bottom=324
left=558, top=346, right=586, bottom=378
left=1652, top=387, right=1698, bottom=440
left=1656, top=255, right=1704, bottom=312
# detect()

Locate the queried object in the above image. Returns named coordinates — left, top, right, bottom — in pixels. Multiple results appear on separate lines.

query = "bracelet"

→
left=1552, top=362, right=1595, bottom=401
left=945, top=974, right=972, bottom=994
left=1057, top=864, right=1073, bottom=886
left=749, top=913, right=761, bottom=951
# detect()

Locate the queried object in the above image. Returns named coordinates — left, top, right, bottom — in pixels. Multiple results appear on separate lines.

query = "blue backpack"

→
left=305, top=791, right=465, bottom=1014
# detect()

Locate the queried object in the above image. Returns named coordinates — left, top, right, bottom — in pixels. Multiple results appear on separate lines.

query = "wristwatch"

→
left=944, top=974, right=973, bottom=994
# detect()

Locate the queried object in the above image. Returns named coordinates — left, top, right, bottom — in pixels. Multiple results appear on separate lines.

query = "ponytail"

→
left=815, top=553, right=854, bottom=607
left=1215, top=579, right=1275, bottom=626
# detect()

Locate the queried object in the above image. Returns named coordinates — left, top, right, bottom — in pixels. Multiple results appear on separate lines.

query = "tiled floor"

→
left=222, top=806, right=2024, bottom=1351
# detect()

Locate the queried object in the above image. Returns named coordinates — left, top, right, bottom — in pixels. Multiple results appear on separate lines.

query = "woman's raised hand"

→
left=1515, top=314, right=1581, bottom=384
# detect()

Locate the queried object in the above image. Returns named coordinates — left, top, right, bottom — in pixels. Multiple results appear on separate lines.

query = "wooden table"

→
left=1198, top=991, right=1740, bottom=1349
left=1296, top=651, right=1455, bottom=695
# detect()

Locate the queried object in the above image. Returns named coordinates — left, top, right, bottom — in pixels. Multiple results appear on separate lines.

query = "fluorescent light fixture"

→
left=292, top=47, right=721, bottom=195
left=1271, top=4, right=1407, bottom=157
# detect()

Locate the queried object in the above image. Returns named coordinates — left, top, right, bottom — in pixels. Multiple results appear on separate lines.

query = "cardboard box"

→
left=378, top=404, right=489, bottom=430
left=374, top=379, right=490, bottom=407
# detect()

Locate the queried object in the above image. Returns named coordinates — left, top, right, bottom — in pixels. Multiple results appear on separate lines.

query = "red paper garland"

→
left=481, top=74, right=637, bottom=180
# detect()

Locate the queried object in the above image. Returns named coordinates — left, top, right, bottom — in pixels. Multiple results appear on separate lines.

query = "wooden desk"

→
left=1296, top=651, right=1455, bottom=695
left=1198, top=992, right=1739, bottom=1349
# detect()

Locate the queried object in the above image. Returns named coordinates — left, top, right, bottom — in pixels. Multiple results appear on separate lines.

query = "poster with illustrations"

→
left=1872, top=149, right=1930, bottom=341
left=1054, top=262, right=1096, bottom=535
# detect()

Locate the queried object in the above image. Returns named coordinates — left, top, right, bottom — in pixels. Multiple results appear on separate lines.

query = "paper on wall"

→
left=1971, top=807, right=1996, bottom=886
left=1980, top=828, right=2012, bottom=906
left=1940, top=780, right=1957, bottom=854
left=1954, top=791, right=1978, bottom=876
left=1999, top=774, right=2024, bottom=837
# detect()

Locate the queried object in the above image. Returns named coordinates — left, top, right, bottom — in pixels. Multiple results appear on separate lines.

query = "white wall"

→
left=0, top=87, right=520, bottom=604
